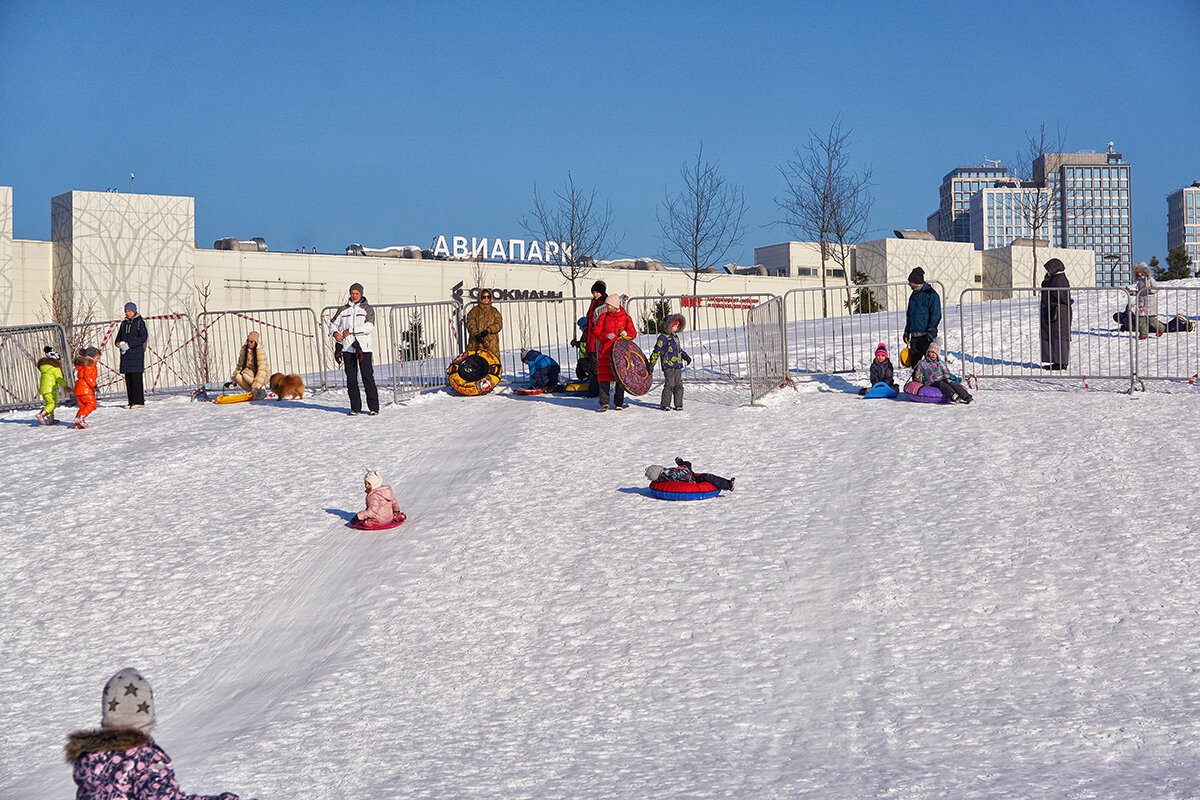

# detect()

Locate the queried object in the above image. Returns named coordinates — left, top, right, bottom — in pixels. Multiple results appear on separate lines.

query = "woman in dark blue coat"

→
left=114, top=302, right=148, bottom=408
left=1039, top=258, right=1071, bottom=369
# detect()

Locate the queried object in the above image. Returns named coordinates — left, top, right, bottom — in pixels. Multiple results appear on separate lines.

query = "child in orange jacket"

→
left=73, top=347, right=100, bottom=429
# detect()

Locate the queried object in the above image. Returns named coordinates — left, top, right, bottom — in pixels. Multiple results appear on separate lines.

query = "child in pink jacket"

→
left=356, top=469, right=403, bottom=526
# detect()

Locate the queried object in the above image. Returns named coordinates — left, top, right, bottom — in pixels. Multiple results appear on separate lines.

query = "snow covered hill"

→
left=2, top=353, right=1199, bottom=797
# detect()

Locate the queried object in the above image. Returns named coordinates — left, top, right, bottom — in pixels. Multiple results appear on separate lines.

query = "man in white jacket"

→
left=329, top=282, right=379, bottom=415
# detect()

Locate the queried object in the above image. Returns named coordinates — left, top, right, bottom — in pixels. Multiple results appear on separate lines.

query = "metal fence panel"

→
left=0, top=323, right=71, bottom=411
left=68, top=314, right=199, bottom=398
left=956, top=287, right=1136, bottom=387
left=782, top=282, right=945, bottom=376
left=1128, top=286, right=1200, bottom=383
left=195, top=308, right=323, bottom=392
left=746, top=295, right=787, bottom=404
left=624, top=293, right=776, bottom=382
left=385, top=301, right=465, bottom=402
left=488, top=296, right=590, bottom=387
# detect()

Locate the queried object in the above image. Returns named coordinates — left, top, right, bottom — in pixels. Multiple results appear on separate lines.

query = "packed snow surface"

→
left=3, top=375, right=1200, bottom=798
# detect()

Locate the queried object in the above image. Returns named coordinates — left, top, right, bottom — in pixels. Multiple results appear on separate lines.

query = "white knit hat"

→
left=101, top=668, right=155, bottom=731
left=365, top=469, right=382, bottom=490
left=645, top=465, right=664, bottom=482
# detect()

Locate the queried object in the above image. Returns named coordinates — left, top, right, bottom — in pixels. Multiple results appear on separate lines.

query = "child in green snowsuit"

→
left=37, top=346, right=69, bottom=425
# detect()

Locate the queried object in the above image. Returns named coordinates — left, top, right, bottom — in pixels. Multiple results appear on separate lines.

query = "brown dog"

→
left=268, top=372, right=305, bottom=400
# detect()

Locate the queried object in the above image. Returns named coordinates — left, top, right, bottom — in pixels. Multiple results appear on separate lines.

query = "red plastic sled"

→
left=649, top=480, right=720, bottom=501
left=347, top=513, right=407, bottom=530
left=514, top=387, right=544, bottom=396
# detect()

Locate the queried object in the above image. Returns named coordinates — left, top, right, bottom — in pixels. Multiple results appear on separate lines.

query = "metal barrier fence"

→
left=0, top=323, right=71, bottom=411
left=624, top=293, right=776, bottom=382
left=68, top=314, right=200, bottom=398
left=746, top=295, right=788, bottom=405
left=195, top=308, right=324, bottom=392
left=386, top=301, right=465, bottom=402
left=489, top=296, right=589, bottom=387
left=782, top=282, right=945, bottom=377
left=1127, top=286, right=1200, bottom=385
left=956, top=287, right=1136, bottom=388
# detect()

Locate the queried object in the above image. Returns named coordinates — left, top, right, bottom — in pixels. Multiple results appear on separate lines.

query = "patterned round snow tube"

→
left=649, top=480, right=721, bottom=501
left=448, top=350, right=502, bottom=396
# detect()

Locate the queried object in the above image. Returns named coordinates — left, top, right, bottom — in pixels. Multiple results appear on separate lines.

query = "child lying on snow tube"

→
left=645, top=458, right=735, bottom=499
left=355, top=469, right=404, bottom=527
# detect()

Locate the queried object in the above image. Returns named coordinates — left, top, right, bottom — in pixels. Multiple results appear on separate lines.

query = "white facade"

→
left=1167, top=182, right=1200, bottom=267
left=0, top=188, right=829, bottom=327
left=752, top=242, right=841, bottom=281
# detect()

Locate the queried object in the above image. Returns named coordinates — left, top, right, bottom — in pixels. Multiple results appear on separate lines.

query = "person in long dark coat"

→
left=114, top=302, right=148, bottom=408
left=1039, top=258, right=1072, bottom=369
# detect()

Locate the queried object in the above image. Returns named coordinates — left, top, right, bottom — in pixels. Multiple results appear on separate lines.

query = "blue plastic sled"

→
left=863, top=382, right=899, bottom=399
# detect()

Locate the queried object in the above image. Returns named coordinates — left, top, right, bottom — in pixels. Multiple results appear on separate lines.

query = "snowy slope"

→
left=2, top=344, right=1200, bottom=797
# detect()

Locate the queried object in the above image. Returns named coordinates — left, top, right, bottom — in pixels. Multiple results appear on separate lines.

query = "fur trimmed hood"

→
left=65, top=727, right=151, bottom=763
left=37, top=356, right=63, bottom=369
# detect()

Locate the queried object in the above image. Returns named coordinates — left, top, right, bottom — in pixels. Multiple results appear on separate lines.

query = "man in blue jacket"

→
left=903, top=267, right=941, bottom=370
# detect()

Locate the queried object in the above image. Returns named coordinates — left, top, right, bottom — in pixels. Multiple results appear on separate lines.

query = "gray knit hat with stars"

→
left=101, top=668, right=155, bottom=731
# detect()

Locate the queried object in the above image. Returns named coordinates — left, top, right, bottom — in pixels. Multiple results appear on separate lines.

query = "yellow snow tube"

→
left=448, top=350, right=502, bottom=396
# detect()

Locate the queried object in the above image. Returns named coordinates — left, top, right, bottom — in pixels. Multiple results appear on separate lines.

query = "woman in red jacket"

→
left=588, top=294, right=636, bottom=411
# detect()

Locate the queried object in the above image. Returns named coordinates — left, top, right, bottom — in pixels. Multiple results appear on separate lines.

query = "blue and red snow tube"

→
left=649, top=480, right=721, bottom=501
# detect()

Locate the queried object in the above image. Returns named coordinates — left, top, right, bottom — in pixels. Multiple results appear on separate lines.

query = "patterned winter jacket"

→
left=37, top=357, right=69, bottom=397
left=65, top=727, right=238, bottom=800
left=912, top=354, right=952, bottom=386
left=359, top=485, right=401, bottom=524
left=648, top=333, right=691, bottom=370
left=656, top=465, right=700, bottom=483
left=868, top=358, right=895, bottom=386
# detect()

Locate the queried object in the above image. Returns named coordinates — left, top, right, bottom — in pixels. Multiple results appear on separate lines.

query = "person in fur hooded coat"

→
left=648, top=313, right=691, bottom=410
left=355, top=469, right=403, bottom=526
left=36, top=346, right=69, bottom=424
left=65, top=667, right=241, bottom=800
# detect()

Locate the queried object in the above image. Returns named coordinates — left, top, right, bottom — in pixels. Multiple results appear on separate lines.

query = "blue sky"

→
left=2, top=0, right=1197, bottom=266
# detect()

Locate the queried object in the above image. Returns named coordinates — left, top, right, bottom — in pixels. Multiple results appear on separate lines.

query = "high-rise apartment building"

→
left=969, top=182, right=1050, bottom=251
left=1167, top=180, right=1200, bottom=268
left=931, top=164, right=1009, bottom=242
left=1035, top=145, right=1132, bottom=286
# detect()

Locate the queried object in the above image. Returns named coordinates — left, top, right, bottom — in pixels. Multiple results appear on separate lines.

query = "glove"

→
left=119, top=341, right=130, bottom=353
left=570, top=338, right=580, bottom=348
left=607, top=333, right=615, bottom=339
left=683, top=355, right=692, bottom=365
left=903, top=333, right=909, bottom=344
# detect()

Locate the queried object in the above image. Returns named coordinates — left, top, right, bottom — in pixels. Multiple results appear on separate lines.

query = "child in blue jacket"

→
left=520, top=348, right=561, bottom=392
left=648, top=314, right=692, bottom=410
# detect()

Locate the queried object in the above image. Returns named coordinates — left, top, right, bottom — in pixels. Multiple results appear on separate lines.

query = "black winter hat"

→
left=907, top=267, right=925, bottom=284
left=349, top=282, right=364, bottom=295
left=591, top=280, right=607, bottom=295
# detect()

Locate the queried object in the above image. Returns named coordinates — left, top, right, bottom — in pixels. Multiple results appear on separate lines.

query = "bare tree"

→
left=521, top=172, right=623, bottom=303
left=775, top=117, right=873, bottom=316
left=657, top=144, right=748, bottom=296
left=1011, top=123, right=1068, bottom=287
